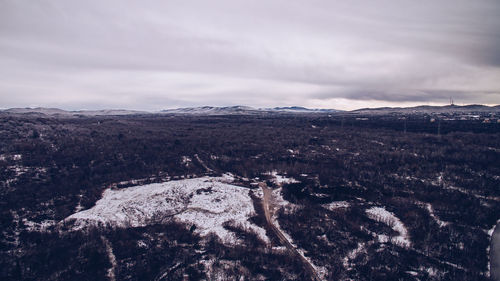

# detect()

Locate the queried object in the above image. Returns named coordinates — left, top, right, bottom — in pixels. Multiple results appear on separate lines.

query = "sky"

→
left=1, top=0, right=499, bottom=110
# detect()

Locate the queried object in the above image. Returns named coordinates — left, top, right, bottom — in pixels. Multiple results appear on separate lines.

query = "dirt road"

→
left=260, top=183, right=322, bottom=281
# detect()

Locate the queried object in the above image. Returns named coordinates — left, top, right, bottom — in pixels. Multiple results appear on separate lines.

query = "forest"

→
left=0, top=112, right=499, bottom=280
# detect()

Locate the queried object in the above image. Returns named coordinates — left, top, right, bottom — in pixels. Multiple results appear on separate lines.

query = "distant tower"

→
left=450, top=97, right=455, bottom=106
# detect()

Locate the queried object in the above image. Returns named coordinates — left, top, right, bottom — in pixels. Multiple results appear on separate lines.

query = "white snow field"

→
left=64, top=176, right=268, bottom=245
left=365, top=206, right=411, bottom=248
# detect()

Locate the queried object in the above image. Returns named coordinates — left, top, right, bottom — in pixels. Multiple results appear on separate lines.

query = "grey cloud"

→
left=0, top=0, right=499, bottom=109
left=314, top=88, right=500, bottom=104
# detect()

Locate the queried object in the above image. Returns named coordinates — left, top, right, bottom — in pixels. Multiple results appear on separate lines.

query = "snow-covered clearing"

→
left=64, top=176, right=268, bottom=245
left=365, top=206, right=411, bottom=248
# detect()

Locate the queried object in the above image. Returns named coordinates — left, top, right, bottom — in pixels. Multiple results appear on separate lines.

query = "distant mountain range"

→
left=1, top=104, right=499, bottom=116
left=160, top=106, right=343, bottom=115
left=1, top=107, right=148, bottom=116
left=352, top=104, right=500, bottom=114
left=160, top=106, right=259, bottom=115
left=1, top=106, right=343, bottom=116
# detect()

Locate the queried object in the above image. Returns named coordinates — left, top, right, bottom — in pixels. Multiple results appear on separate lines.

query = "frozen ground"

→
left=64, top=176, right=269, bottom=245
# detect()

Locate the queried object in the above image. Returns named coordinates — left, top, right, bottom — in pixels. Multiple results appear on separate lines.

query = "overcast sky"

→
left=1, top=0, right=499, bottom=110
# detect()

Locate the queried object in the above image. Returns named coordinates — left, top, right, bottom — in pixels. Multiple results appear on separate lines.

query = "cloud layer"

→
left=1, top=0, right=499, bottom=110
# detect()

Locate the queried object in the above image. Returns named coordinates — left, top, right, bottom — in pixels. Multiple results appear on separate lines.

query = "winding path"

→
left=260, top=183, right=322, bottom=281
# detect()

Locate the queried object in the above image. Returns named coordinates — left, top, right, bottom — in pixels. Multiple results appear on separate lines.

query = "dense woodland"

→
left=0, top=112, right=499, bottom=280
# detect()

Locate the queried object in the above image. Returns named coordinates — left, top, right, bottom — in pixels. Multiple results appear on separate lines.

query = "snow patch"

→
left=343, top=242, right=366, bottom=270
left=7, top=165, right=29, bottom=177
left=219, top=172, right=236, bottom=183
left=419, top=266, right=439, bottom=278
left=365, top=206, right=411, bottom=248
left=74, top=194, right=84, bottom=212
left=265, top=170, right=299, bottom=185
left=22, top=219, right=56, bottom=232
left=323, top=201, right=350, bottom=211
left=425, top=203, right=449, bottom=227
left=64, top=177, right=269, bottom=245
left=180, top=156, right=192, bottom=167
left=270, top=187, right=299, bottom=214
left=194, top=154, right=213, bottom=172
left=406, top=270, right=418, bottom=276
left=370, top=140, right=384, bottom=146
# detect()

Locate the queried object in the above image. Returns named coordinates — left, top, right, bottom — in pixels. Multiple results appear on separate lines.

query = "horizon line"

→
left=1, top=103, right=499, bottom=113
